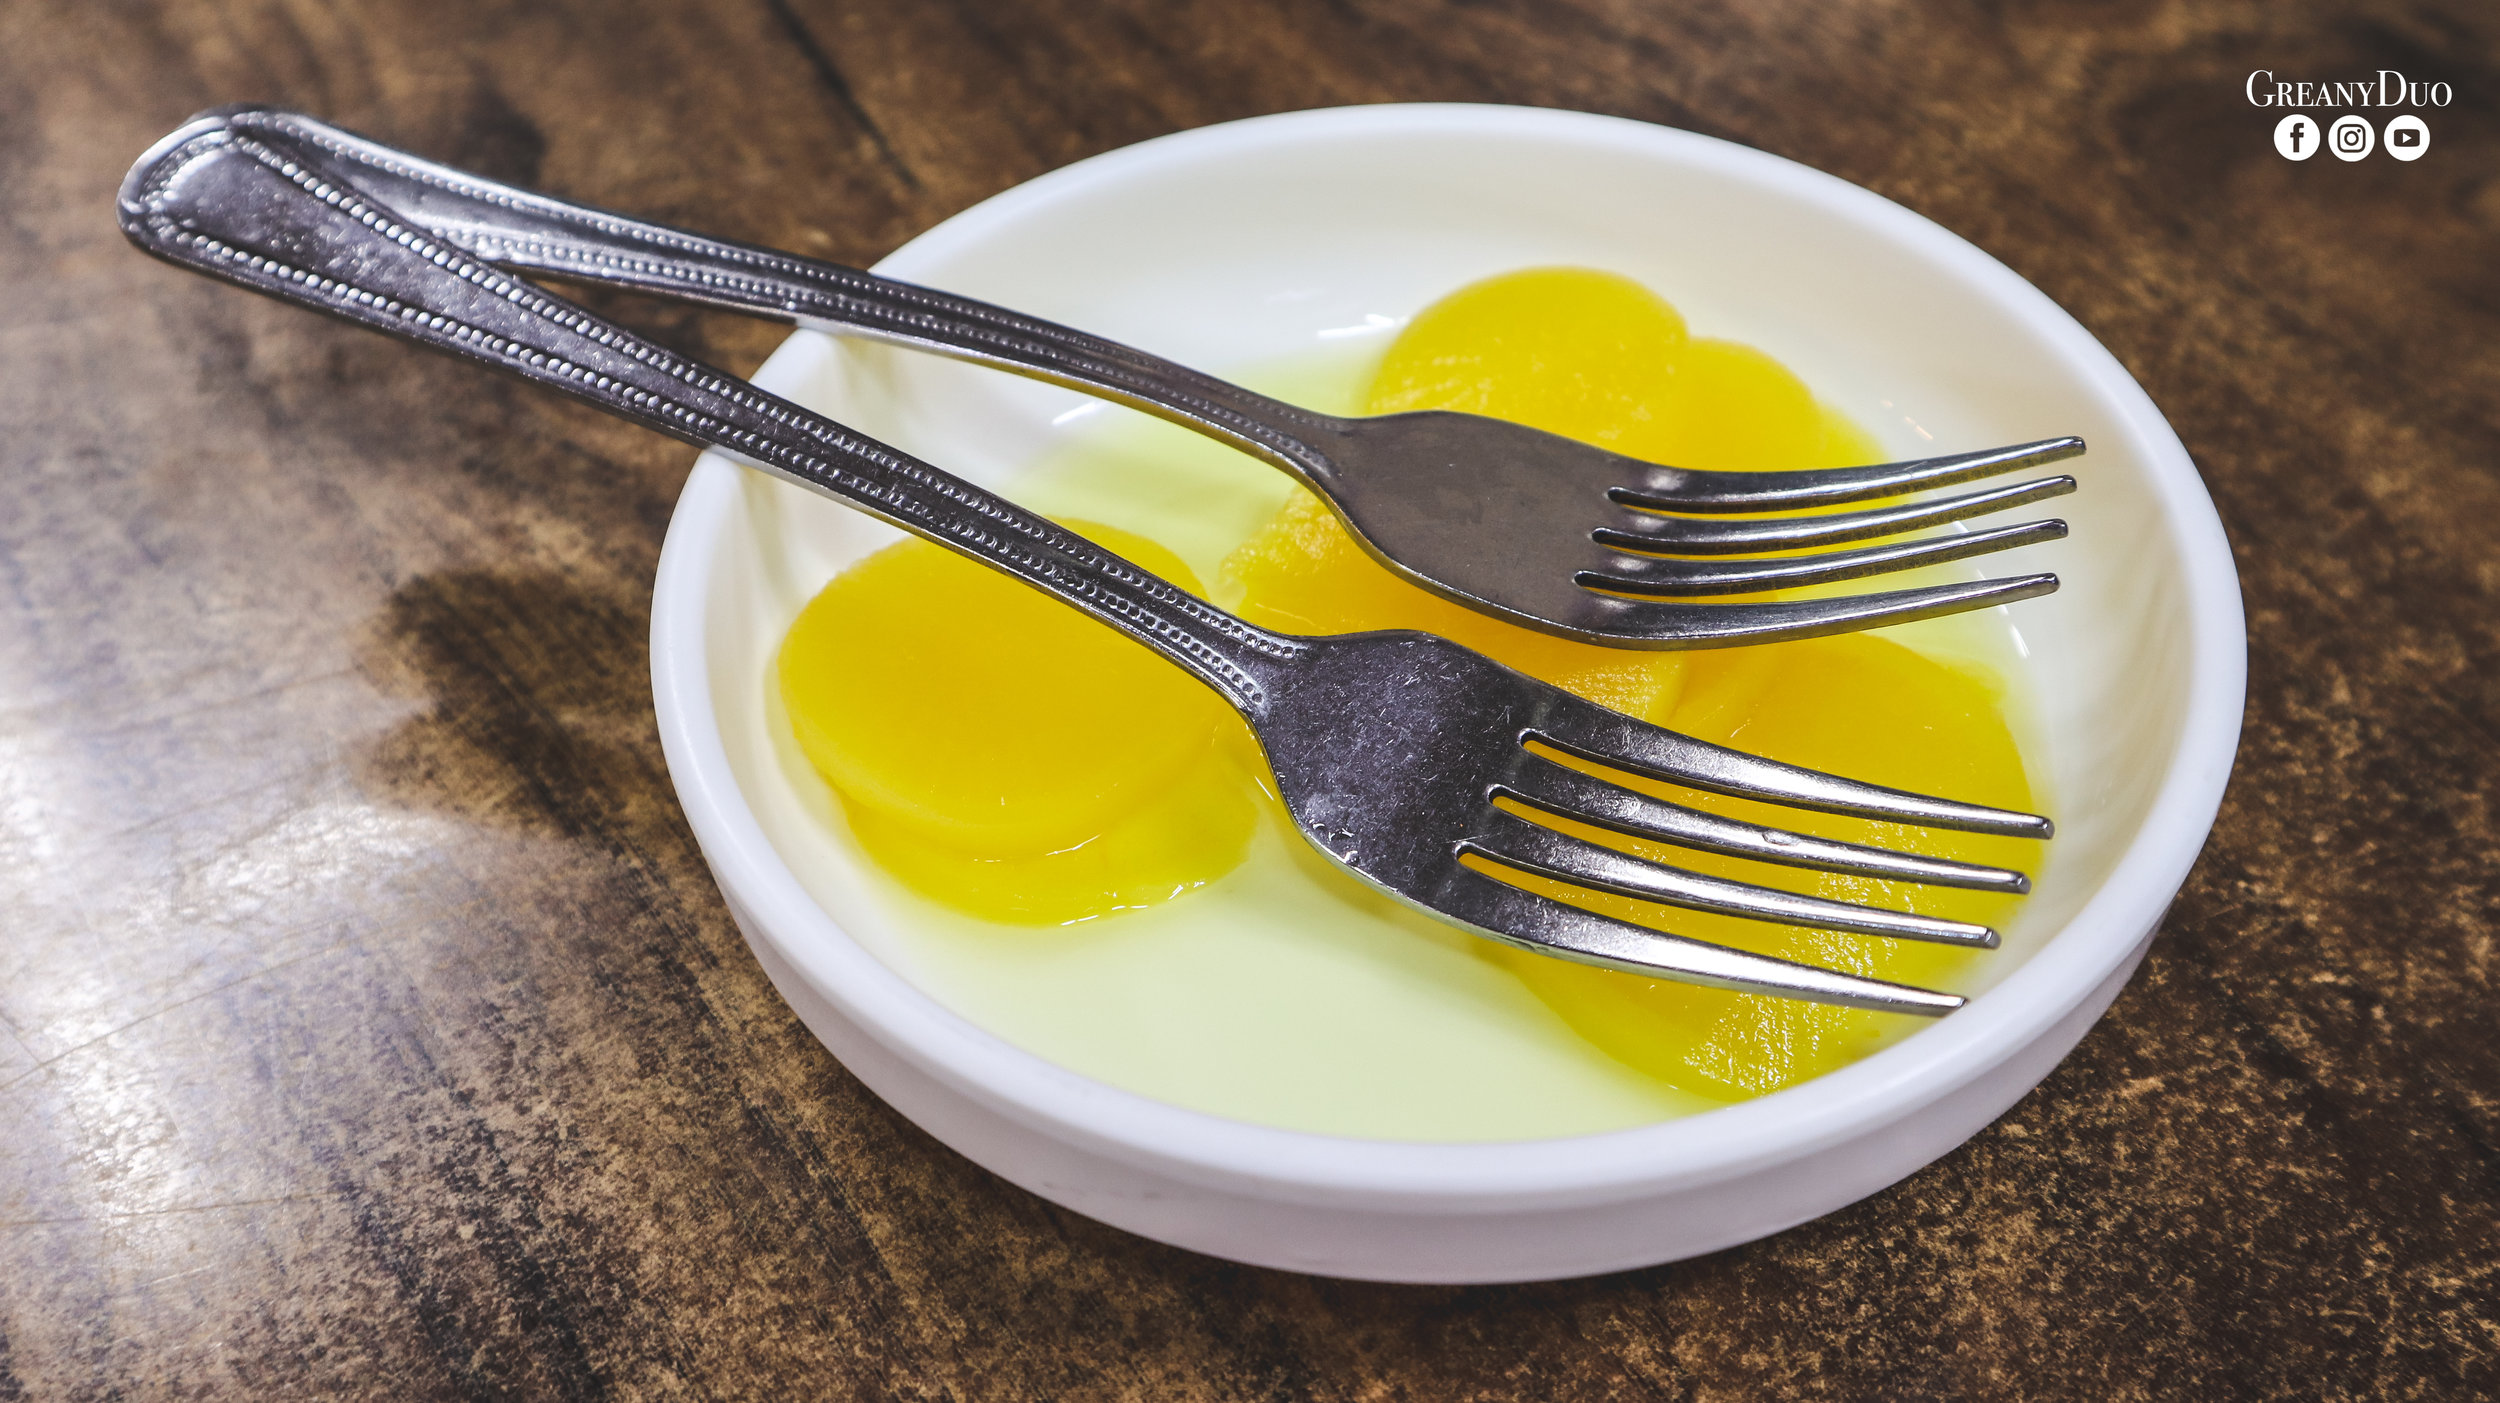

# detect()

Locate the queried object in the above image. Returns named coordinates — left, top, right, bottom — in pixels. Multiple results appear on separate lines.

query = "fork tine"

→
left=1459, top=809, right=1999, bottom=946
left=1583, top=518, right=2067, bottom=596
left=1438, top=871, right=1967, bottom=1014
left=1525, top=692, right=2055, bottom=837
left=1616, top=436, right=2086, bottom=514
left=1496, top=752, right=2030, bottom=892
left=1601, top=475, right=2074, bottom=556
left=1569, top=572, right=2060, bottom=648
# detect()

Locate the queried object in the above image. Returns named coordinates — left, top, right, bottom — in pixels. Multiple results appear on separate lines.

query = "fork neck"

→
left=118, top=114, right=1308, bottom=719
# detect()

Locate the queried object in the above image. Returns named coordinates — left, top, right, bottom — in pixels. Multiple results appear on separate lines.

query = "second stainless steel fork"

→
left=196, top=105, right=2084, bottom=651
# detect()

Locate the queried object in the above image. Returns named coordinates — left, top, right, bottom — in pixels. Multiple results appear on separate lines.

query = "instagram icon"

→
left=2328, top=114, right=2375, bottom=160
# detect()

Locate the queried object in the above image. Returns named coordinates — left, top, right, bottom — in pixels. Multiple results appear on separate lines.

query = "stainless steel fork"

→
left=121, top=111, right=2050, bottom=1014
left=192, top=105, right=2084, bottom=651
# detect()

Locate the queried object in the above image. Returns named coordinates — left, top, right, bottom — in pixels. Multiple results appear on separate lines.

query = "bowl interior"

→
left=662, top=106, right=2238, bottom=1175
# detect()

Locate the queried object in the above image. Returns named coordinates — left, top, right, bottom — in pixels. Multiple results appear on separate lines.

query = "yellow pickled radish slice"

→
left=1658, top=337, right=1881, bottom=472
left=1368, top=266, right=1689, bottom=453
left=778, top=520, right=1254, bottom=922
left=843, top=742, right=1256, bottom=926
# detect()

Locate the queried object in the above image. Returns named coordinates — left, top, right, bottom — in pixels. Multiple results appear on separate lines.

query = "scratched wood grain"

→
left=1, top=0, right=2495, bottom=1397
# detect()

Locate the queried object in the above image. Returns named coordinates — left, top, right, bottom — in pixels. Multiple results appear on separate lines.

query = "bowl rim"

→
left=651, top=102, right=2246, bottom=1209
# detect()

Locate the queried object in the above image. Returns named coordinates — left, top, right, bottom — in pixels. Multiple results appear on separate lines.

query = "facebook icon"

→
left=2274, top=113, right=2319, bottom=160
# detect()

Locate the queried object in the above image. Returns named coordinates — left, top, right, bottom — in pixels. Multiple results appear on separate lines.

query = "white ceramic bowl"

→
left=649, top=105, right=2244, bottom=1282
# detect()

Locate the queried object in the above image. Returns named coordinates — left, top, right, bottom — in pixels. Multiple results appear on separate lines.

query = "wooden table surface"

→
left=5, top=1, right=2496, bottom=1397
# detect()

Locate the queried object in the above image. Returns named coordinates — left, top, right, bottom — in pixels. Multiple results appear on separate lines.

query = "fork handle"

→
left=120, top=114, right=1302, bottom=715
left=202, top=106, right=1351, bottom=491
